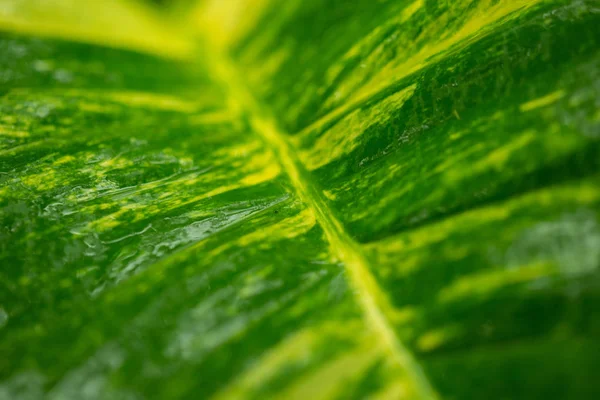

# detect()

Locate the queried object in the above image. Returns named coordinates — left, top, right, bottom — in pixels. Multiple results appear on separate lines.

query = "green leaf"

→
left=1, top=0, right=599, bottom=399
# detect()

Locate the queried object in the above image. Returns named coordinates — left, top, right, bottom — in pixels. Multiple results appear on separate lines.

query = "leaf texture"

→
left=1, top=0, right=600, bottom=399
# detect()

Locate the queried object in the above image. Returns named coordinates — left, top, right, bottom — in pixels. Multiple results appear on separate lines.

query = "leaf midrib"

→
left=199, top=40, right=439, bottom=400
left=0, top=1, right=438, bottom=394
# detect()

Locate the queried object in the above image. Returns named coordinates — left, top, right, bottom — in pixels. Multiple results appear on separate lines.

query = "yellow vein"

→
left=201, top=44, right=439, bottom=400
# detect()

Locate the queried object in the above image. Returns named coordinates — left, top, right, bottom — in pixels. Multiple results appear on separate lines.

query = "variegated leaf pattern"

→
left=1, top=0, right=599, bottom=399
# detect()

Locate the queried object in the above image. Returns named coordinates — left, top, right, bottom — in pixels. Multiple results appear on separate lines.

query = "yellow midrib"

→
left=0, top=0, right=437, bottom=394
left=200, top=41, right=439, bottom=400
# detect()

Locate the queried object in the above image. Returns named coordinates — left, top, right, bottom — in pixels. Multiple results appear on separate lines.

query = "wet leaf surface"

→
left=1, top=0, right=599, bottom=399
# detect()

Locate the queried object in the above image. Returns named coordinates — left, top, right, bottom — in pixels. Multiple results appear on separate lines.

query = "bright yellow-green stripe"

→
left=0, top=0, right=193, bottom=59
left=199, top=37, right=439, bottom=400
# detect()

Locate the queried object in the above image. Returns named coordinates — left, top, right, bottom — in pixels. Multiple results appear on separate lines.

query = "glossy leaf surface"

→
left=1, top=0, right=599, bottom=399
